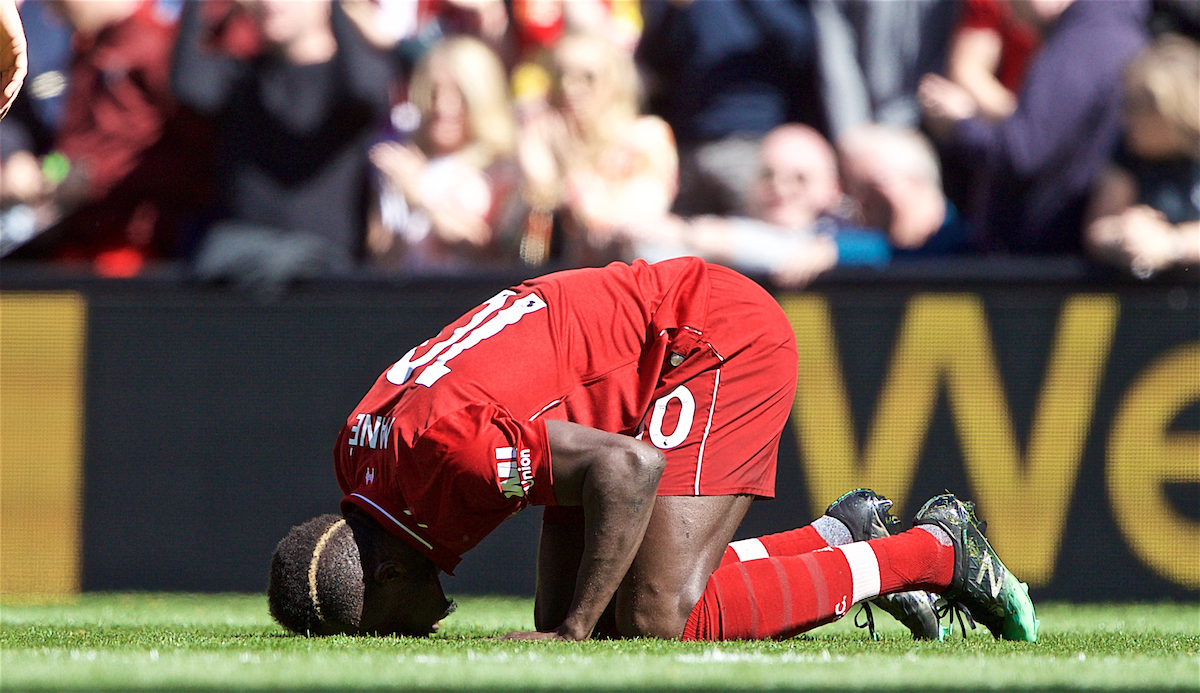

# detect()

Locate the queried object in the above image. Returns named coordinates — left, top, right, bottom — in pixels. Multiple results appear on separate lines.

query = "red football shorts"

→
left=645, top=266, right=797, bottom=498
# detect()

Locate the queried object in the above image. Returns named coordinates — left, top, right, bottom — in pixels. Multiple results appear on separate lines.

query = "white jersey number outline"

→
left=648, top=385, right=696, bottom=449
left=387, top=290, right=547, bottom=387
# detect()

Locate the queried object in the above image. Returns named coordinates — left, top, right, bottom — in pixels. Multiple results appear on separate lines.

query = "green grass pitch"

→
left=1, top=594, right=1197, bottom=691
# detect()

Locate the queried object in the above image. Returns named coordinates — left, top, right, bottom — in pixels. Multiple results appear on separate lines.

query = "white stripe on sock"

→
left=729, top=538, right=769, bottom=562
left=837, top=542, right=882, bottom=604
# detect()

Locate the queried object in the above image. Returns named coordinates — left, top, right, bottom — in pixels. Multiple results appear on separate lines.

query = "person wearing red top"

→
left=944, top=0, right=1041, bottom=122
left=958, top=0, right=1040, bottom=93
left=12, top=0, right=211, bottom=274
left=267, top=258, right=1038, bottom=643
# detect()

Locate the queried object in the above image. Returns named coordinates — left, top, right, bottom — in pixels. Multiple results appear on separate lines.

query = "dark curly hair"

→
left=267, top=514, right=366, bottom=636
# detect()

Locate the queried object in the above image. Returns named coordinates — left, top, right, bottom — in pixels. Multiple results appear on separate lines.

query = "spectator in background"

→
left=936, top=0, right=1039, bottom=214
left=1086, top=34, right=1200, bottom=277
left=340, top=1, right=644, bottom=131
left=1, top=0, right=71, bottom=256
left=341, top=0, right=510, bottom=67
left=919, top=0, right=1149, bottom=255
left=1, top=0, right=70, bottom=152
left=172, top=0, right=390, bottom=298
left=634, top=124, right=974, bottom=288
left=812, top=0, right=959, bottom=138
left=518, top=32, right=676, bottom=267
left=7, top=0, right=213, bottom=275
left=838, top=124, right=972, bottom=257
left=507, top=0, right=641, bottom=120
left=367, top=36, right=524, bottom=273
left=1149, top=0, right=1200, bottom=41
left=636, top=0, right=819, bottom=217
left=510, top=0, right=641, bottom=59
left=633, top=124, right=889, bottom=289
left=946, top=0, right=1040, bottom=122
left=0, top=0, right=26, bottom=118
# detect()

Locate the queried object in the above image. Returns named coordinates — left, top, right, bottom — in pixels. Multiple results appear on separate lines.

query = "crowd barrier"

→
left=1, top=259, right=1196, bottom=602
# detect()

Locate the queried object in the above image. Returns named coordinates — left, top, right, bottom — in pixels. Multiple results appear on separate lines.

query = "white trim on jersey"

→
left=350, top=493, right=433, bottom=549
left=529, top=399, right=562, bottom=421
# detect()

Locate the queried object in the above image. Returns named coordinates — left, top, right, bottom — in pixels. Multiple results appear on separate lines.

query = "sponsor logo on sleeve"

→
left=495, top=446, right=534, bottom=499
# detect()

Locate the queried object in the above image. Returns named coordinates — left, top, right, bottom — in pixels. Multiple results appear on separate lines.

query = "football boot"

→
left=913, top=493, right=1039, bottom=641
left=825, top=489, right=944, bottom=641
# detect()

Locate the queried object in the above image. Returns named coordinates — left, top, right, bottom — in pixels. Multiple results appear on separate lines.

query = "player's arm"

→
left=534, top=512, right=584, bottom=632
left=507, top=420, right=665, bottom=641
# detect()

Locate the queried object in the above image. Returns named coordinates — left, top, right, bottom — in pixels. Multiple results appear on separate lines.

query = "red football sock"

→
left=870, top=526, right=954, bottom=595
left=683, top=528, right=953, bottom=641
left=719, top=526, right=829, bottom=568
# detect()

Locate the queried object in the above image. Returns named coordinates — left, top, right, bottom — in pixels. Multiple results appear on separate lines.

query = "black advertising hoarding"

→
left=767, top=284, right=1197, bottom=601
left=0, top=265, right=1195, bottom=601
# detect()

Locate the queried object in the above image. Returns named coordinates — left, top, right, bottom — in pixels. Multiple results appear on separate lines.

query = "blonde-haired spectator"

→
left=370, top=36, right=524, bottom=272
left=408, top=35, right=515, bottom=168
left=1086, top=34, right=1200, bottom=277
left=518, top=32, right=676, bottom=267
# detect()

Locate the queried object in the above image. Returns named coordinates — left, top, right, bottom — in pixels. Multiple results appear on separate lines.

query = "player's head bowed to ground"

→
left=266, top=259, right=1037, bottom=642
left=269, top=511, right=454, bottom=636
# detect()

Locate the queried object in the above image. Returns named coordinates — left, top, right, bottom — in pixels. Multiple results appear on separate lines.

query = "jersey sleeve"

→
left=415, top=402, right=556, bottom=510
left=391, top=402, right=556, bottom=562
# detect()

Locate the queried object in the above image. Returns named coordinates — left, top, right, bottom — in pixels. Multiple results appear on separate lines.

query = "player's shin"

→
left=683, top=529, right=953, bottom=641
left=718, top=522, right=837, bottom=568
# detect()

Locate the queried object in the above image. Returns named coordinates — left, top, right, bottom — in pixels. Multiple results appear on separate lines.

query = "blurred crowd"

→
left=1, top=0, right=1197, bottom=294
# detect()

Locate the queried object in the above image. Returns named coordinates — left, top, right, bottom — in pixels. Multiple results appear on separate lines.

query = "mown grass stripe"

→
left=1, top=595, right=1197, bottom=691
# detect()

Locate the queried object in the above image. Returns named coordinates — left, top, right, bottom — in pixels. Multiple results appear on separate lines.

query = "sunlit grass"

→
left=2, top=594, right=1197, bottom=690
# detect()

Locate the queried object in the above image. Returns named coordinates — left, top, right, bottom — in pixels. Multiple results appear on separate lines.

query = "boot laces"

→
left=854, top=602, right=881, bottom=641
left=936, top=599, right=977, bottom=638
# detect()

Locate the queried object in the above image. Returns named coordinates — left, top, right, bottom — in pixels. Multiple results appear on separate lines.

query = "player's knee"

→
left=617, top=599, right=692, bottom=640
left=615, top=586, right=694, bottom=640
left=595, top=440, right=664, bottom=502
left=625, top=439, right=666, bottom=488
left=597, top=436, right=665, bottom=495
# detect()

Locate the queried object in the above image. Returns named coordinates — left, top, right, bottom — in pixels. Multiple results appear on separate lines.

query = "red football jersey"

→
left=338, top=258, right=726, bottom=573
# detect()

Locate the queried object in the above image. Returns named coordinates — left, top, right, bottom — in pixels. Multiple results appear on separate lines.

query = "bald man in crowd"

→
left=631, top=124, right=886, bottom=287
left=837, top=124, right=973, bottom=257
